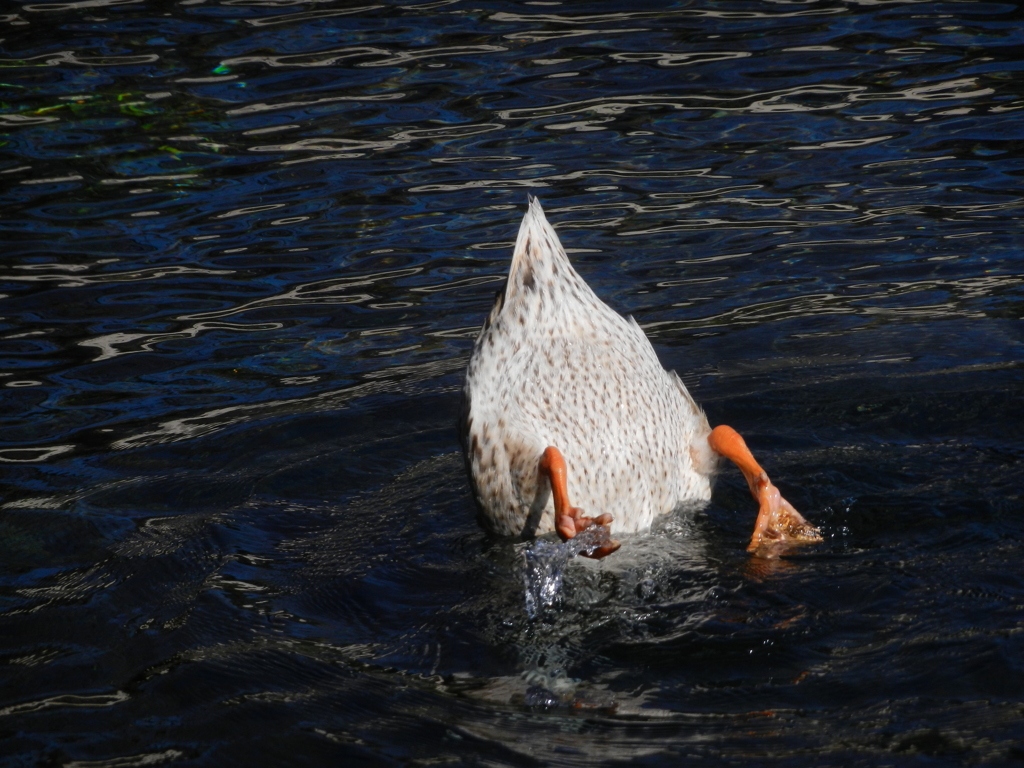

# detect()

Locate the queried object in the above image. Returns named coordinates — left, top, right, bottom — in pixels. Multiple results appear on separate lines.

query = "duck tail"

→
left=507, top=197, right=573, bottom=301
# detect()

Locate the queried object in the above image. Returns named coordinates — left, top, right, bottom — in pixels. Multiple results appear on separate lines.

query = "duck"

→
left=460, top=197, right=821, bottom=558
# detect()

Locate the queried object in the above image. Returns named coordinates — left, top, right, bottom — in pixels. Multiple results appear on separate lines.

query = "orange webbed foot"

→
left=556, top=508, right=620, bottom=558
left=746, top=473, right=822, bottom=558
left=541, top=447, right=620, bottom=559
left=708, top=425, right=822, bottom=559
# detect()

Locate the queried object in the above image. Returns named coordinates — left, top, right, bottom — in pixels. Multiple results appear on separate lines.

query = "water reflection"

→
left=1, top=0, right=1023, bottom=764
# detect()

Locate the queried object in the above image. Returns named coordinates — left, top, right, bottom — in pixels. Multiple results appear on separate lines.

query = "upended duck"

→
left=460, top=198, right=821, bottom=558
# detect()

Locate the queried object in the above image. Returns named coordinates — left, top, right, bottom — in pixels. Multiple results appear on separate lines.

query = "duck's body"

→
left=461, top=198, right=820, bottom=556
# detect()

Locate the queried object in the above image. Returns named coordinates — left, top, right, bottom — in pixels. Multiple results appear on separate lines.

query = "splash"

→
left=522, top=525, right=613, bottom=618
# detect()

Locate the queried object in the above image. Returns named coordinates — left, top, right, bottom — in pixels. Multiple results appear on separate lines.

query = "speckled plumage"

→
left=461, top=198, right=719, bottom=538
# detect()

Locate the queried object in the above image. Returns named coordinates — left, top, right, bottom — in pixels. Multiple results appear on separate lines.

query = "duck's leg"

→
left=708, top=425, right=822, bottom=557
left=539, top=446, right=621, bottom=558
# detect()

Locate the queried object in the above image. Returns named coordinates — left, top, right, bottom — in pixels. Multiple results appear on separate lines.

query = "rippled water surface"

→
left=2, top=1, right=1023, bottom=765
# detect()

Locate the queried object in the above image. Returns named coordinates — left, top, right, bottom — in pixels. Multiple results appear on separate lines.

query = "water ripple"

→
left=224, top=90, right=405, bottom=116
left=243, top=5, right=384, bottom=28
left=1, top=264, right=232, bottom=287
left=643, top=273, right=1024, bottom=335
left=179, top=268, right=423, bottom=321
left=0, top=691, right=129, bottom=717
left=111, top=355, right=466, bottom=450
left=498, top=77, right=992, bottom=122
left=0, top=51, right=159, bottom=67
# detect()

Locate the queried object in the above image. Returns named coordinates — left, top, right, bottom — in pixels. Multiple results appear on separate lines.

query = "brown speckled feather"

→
left=461, top=198, right=718, bottom=538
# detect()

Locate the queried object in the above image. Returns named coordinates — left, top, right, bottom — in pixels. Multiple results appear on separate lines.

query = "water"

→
left=1, top=1, right=1023, bottom=764
left=523, top=526, right=617, bottom=618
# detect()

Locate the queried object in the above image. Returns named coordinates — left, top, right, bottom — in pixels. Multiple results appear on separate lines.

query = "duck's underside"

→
left=461, top=198, right=821, bottom=558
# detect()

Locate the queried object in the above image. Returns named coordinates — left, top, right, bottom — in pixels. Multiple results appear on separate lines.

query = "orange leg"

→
left=708, top=425, right=822, bottom=557
left=539, top=446, right=620, bottom=558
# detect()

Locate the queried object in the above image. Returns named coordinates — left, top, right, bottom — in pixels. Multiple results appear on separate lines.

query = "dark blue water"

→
left=2, top=1, right=1023, bottom=765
